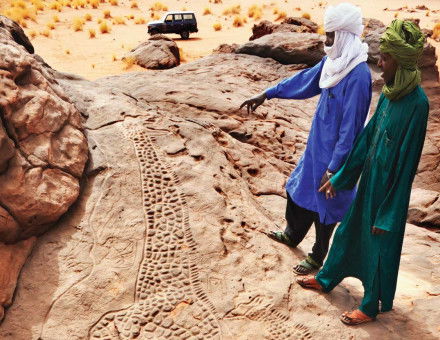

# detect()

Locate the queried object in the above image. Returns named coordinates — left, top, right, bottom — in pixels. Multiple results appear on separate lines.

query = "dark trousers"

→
left=284, top=193, right=336, bottom=266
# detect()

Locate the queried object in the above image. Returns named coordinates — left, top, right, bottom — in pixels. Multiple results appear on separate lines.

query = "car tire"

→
left=180, top=31, right=189, bottom=39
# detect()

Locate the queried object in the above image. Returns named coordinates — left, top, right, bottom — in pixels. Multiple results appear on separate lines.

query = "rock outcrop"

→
left=124, top=34, right=180, bottom=70
left=237, top=32, right=325, bottom=66
left=250, top=17, right=319, bottom=40
left=0, top=15, right=88, bottom=322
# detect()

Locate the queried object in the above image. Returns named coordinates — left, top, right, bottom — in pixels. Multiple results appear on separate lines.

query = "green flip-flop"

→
left=293, top=256, right=320, bottom=275
left=265, top=231, right=296, bottom=249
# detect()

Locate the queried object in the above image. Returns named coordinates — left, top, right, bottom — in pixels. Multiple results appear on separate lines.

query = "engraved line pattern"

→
left=89, top=119, right=221, bottom=340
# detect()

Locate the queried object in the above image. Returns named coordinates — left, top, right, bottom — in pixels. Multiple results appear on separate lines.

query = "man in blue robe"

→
left=240, top=3, right=372, bottom=275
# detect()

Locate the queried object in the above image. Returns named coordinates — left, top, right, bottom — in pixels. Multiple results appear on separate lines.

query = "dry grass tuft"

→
left=112, top=54, right=117, bottom=61
left=99, top=20, right=111, bottom=33
left=113, top=16, right=126, bottom=25
left=302, top=12, right=311, bottom=20
left=90, top=0, right=99, bottom=9
left=232, top=15, right=244, bottom=27
left=103, top=9, right=111, bottom=18
left=223, top=5, right=241, bottom=16
left=28, top=29, right=37, bottom=38
left=127, top=14, right=135, bottom=19
left=47, top=22, right=56, bottom=30
left=130, top=1, right=138, bottom=9
left=150, top=2, right=168, bottom=11
left=394, top=12, right=399, bottom=18
left=203, top=8, right=212, bottom=15
left=248, top=5, right=262, bottom=20
left=432, top=22, right=440, bottom=40
left=213, top=0, right=222, bottom=3
left=179, top=47, right=187, bottom=62
left=84, top=13, right=92, bottom=21
left=72, top=17, right=85, bottom=31
left=123, top=56, right=136, bottom=70
left=213, top=22, right=222, bottom=31
left=134, top=17, right=146, bottom=24
left=40, top=29, right=51, bottom=37
left=109, top=0, right=118, bottom=6
left=89, top=28, right=96, bottom=38
left=65, top=49, right=70, bottom=54
left=317, top=25, right=325, bottom=35
left=53, top=14, right=60, bottom=22
left=276, top=11, right=286, bottom=21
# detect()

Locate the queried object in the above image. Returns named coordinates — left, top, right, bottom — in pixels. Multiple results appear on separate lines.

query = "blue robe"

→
left=265, top=58, right=372, bottom=224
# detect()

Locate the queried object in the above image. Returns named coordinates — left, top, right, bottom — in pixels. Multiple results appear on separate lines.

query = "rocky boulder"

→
left=237, top=32, right=325, bottom=66
left=408, top=189, right=440, bottom=228
left=123, top=34, right=180, bottom=70
left=250, top=17, right=318, bottom=40
left=363, top=18, right=438, bottom=81
left=0, top=15, right=88, bottom=321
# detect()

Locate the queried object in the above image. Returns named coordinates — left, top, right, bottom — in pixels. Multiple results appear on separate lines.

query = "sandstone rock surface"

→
left=237, top=32, right=325, bottom=66
left=0, top=15, right=88, bottom=323
left=124, top=34, right=180, bottom=69
left=0, top=51, right=437, bottom=339
left=249, top=17, right=318, bottom=41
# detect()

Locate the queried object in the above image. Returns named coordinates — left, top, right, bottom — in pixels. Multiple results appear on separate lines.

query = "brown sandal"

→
left=340, top=310, right=375, bottom=326
left=296, top=276, right=323, bottom=291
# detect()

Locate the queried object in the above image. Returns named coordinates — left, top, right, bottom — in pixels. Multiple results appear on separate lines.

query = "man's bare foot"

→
left=340, top=309, right=375, bottom=325
left=296, top=276, right=323, bottom=291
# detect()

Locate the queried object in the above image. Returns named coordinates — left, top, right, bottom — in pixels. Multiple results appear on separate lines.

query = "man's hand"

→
left=239, top=92, right=266, bottom=114
left=371, top=226, right=386, bottom=235
left=320, top=170, right=333, bottom=188
left=319, top=180, right=336, bottom=199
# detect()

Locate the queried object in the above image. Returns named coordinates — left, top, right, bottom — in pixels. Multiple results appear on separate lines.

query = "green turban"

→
left=379, top=19, right=425, bottom=101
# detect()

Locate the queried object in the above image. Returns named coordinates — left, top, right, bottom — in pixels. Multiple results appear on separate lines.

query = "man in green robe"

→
left=296, top=19, right=429, bottom=325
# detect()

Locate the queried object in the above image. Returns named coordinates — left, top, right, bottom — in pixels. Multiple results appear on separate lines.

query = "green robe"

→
left=315, top=85, right=429, bottom=317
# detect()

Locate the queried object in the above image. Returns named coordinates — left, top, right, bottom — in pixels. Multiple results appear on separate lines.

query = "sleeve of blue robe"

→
left=330, top=96, right=384, bottom=190
left=373, top=101, right=429, bottom=232
left=264, top=58, right=325, bottom=100
left=327, top=75, right=372, bottom=173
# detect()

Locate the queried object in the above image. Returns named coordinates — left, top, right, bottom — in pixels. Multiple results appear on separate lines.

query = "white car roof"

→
left=164, top=11, right=195, bottom=15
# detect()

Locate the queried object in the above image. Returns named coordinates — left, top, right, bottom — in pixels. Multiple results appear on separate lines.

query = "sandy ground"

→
left=1, top=0, right=440, bottom=80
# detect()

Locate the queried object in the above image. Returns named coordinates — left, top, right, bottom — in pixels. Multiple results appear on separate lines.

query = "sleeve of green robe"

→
left=329, top=98, right=383, bottom=191
left=374, top=101, right=429, bottom=232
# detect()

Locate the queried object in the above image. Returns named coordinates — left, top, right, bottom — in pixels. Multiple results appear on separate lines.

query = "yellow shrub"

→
left=89, top=28, right=96, bottom=38
left=302, top=12, right=311, bottom=20
left=53, top=14, right=60, bottom=22
left=28, top=30, right=37, bottom=38
left=40, top=29, right=50, bottom=37
left=295, top=7, right=301, bottom=11
left=103, top=9, right=111, bottom=18
left=134, top=17, right=146, bottom=24
left=426, top=11, right=430, bottom=17
left=99, top=20, right=111, bottom=33
left=113, top=16, right=126, bottom=25
left=273, top=7, right=279, bottom=15
left=213, top=22, right=222, bottom=31
left=203, top=8, right=212, bottom=15
left=123, top=56, right=136, bottom=70
left=232, top=15, right=244, bottom=27
left=130, top=1, right=138, bottom=8
left=248, top=5, right=262, bottom=20
left=150, top=2, right=168, bottom=11
left=31, top=0, right=45, bottom=11
left=223, top=5, right=241, bottom=16
left=432, top=22, right=440, bottom=40
left=127, top=14, right=135, bottom=19
left=109, top=0, right=118, bottom=5
left=276, top=11, right=286, bottom=21
left=179, top=47, right=187, bottom=62
left=394, top=12, right=399, bottom=18
left=214, top=0, right=222, bottom=3
left=112, top=54, right=118, bottom=61
left=47, top=22, right=55, bottom=30
left=317, top=25, right=325, bottom=35
left=65, top=49, right=70, bottom=54
left=97, top=18, right=103, bottom=24
left=49, top=1, right=62, bottom=11
left=72, top=17, right=85, bottom=31
left=91, top=63, right=95, bottom=68
left=90, top=0, right=99, bottom=8
left=84, top=13, right=92, bottom=21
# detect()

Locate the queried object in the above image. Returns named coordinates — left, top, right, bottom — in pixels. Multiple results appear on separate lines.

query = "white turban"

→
left=319, top=3, right=369, bottom=88
left=324, top=2, right=364, bottom=36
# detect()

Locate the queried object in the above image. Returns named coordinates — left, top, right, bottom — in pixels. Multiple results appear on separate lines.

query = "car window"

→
left=165, top=15, right=173, bottom=22
left=174, top=14, right=182, bottom=21
left=183, top=14, right=193, bottom=20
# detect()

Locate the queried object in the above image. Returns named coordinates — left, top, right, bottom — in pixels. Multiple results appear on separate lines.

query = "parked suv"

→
left=147, top=11, right=198, bottom=39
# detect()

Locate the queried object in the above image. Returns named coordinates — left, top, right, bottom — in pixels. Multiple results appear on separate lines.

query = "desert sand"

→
left=1, top=0, right=440, bottom=79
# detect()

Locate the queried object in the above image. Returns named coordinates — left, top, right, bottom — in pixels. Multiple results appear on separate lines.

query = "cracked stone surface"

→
left=0, top=15, right=87, bottom=323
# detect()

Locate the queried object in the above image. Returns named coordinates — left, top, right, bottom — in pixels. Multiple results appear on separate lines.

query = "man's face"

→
left=325, top=32, right=335, bottom=47
left=378, top=52, right=398, bottom=85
